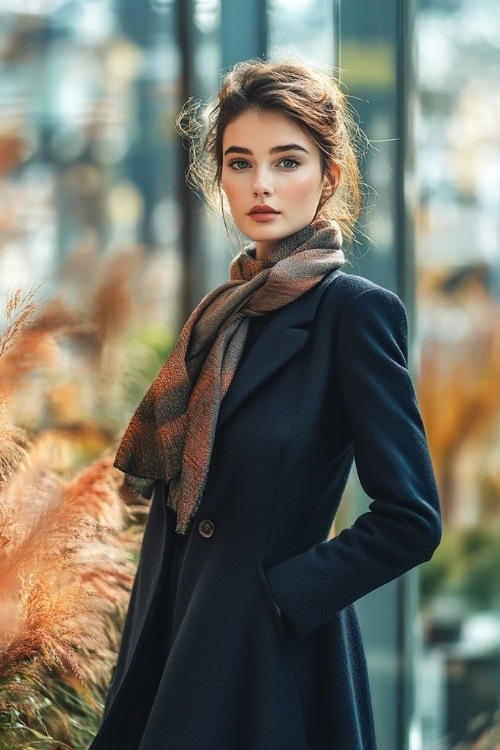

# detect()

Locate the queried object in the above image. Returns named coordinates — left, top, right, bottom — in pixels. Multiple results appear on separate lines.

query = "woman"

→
left=89, top=59, right=441, bottom=750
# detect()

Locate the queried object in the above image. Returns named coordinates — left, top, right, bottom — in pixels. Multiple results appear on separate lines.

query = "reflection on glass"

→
left=194, top=0, right=220, bottom=34
left=149, top=0, right=175, bottom=14
left=268, top=0, right=336, bottom=65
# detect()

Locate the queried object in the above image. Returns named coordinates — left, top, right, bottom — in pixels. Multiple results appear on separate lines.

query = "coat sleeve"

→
left=265, top=285, right=442, bottom=637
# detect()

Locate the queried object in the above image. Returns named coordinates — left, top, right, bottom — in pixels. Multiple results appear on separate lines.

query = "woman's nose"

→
left=252, top=167, right=273, bottom=197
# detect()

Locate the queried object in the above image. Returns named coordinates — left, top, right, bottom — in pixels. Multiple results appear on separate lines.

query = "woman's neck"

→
left=254, top=240, right=277, bottom=263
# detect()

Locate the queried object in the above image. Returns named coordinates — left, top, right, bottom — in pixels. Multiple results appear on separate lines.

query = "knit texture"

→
left=114, top=219, right=344, bottom=532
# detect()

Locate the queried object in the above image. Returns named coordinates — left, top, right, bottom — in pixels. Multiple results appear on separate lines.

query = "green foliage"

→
left=0, top=669, right=104, bottom=749
left=420, top=525, right=500, bottom=611
left=120, top=327, right=176, bottom=417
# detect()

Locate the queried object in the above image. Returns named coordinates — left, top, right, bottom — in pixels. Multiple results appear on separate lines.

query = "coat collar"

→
left=217, top=269, right=342, bottom=427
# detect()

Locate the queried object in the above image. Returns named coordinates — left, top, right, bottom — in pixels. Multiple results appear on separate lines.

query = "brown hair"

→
left=177, top=58, right=363, bottom=242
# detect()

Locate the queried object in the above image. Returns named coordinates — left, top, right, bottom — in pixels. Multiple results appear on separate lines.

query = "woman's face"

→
left=221, top=110, right=335, bottom=261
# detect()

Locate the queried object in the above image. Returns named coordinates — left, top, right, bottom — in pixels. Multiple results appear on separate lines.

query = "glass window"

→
left=416, top=0, right=500, bottom=747
left=0, top=0, right=184, bottom=319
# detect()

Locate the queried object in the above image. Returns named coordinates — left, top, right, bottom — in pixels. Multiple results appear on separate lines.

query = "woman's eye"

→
left=228, top=159, right=250, bottom=170
left=279, top=157, right=300, bottom=169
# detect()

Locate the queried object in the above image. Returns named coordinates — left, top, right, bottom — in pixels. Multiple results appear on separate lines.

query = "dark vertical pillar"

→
left=177, top=0, right=196, bottom=322
left=332, top=0, right=341, bottom=69
left=220, top=0, right=268, bottom=70
left=396, top=5, right=420, bottom=746
left=396, top=0, right=418, bottom=338
left=340, top=1, right=418, bottom=748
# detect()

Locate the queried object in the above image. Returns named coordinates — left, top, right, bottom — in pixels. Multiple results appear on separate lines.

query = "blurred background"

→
left=0, top=0, right=499, bottom=749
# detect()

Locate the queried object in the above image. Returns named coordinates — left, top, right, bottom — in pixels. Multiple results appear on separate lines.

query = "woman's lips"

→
left=248, top=206, right=280, bottom=222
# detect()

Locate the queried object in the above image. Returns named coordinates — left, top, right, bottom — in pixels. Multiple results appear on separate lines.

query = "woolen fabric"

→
left=114, top=219, right=344, bottom=532
left=89, top=265, right=441, bottom=750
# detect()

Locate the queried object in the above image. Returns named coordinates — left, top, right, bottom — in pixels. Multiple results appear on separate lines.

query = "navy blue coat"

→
left=89, top=271, right=441, bottom=750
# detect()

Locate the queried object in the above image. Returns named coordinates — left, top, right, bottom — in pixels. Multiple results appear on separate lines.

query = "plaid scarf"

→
left=114, top=219, right=344, bottom=532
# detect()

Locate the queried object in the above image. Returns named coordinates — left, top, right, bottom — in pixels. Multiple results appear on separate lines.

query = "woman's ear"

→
left=321, top=163, right=341, bottom=200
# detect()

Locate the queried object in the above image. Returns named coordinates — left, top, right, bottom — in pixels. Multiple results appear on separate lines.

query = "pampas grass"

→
left=0, top=288, right=37, bottom=360
left=0, top=450, right=140, bottom=748
left=0, top=268, right=163, bottom=748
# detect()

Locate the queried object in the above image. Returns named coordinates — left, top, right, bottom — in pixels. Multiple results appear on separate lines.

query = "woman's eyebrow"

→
left=223, top=143, right=310, bottom=157
left=270, top=143, right=309, bottom=154
left=224, top=146, right=252, bottom=156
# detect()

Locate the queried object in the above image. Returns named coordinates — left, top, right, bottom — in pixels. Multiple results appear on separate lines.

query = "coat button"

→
left=198, top=519, right=215, bottom=538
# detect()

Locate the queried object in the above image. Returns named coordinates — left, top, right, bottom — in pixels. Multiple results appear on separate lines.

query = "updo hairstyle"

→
left=177, top=59, right=363, bottom=242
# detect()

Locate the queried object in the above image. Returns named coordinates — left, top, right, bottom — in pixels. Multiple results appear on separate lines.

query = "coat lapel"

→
left=217, top=270, right=342, bottom=427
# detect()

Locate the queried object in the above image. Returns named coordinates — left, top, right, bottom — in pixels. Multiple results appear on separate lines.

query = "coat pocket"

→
left=257, top=564, right=288, bottom=637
